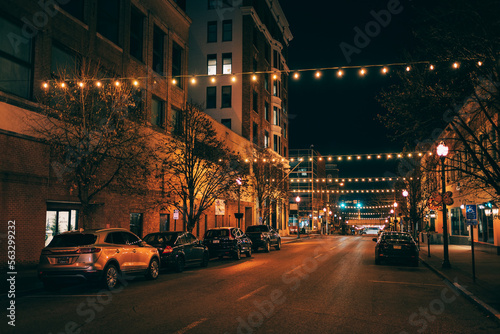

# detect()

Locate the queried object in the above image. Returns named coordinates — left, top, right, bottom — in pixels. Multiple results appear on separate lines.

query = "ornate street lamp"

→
left=235, top=178, right=243, bottom=228
left=295, top=196, right=301, bottom=239
left=437, top=141, right=451, bottom=268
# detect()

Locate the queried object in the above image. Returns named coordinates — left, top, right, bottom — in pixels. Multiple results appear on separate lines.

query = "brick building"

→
left=0, top=0, right=191, bottom=265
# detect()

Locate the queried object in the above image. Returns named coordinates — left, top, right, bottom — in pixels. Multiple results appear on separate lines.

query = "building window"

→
left=264, top=73, right=269, bottom=91
left=253, top=59, right=258, bottom=72
left=130, top=7, right=144, bottom=61
left=152, top=26, right=164, bottom=75
left=265, top=102, right=269, bottom=121
left=130, top=213, right=143, bottom=238
left=59, top=0, right=85, bottom=22
left=222, top=53, right=232, bottom=74
left=208, top=0, right=217, bottom=9
left=97, top=0, right=120, bottom=45
left=207, top=54, right=217, bottom=75
left=253, top=26, right=258, bottom=47
left=172, top=107, right=182, bottom=134
left=221, top=86, right=232, bottom=108
left=160, top=214, right=170, bottom=232
left=207, top=21, right=217, bottom=43
left=284, top=122, right=287, bottom=138
left=264, top=131, right=269, bottom=148
left=265, top=42, right=270, bottom=63
left=253, top=122, right=258, bottom=145
left=253, top=91, right=258, bottom=113
left=273, top=80, right=278, bottom=97
left=222, top=0, right=233, bottom=7
left=222, top=20, right=232, bottom=41
left=151, top=96, right=165, bottom=128
left=283, top=146, right=287, bottom=158
left=51, top=43, right=79, bottom=77
left=0, top=16, right=33, bottom=99
left=274, top=135, right=279, bottom=152
left=273, top=50, right=279, bottom=69
left=273, top=106, right=279, bottom=125
left=172, top=42, right=183, bottom=88
left=221, top=118, right=232, bottom=129
left=207, top=86, right=216, bottom=109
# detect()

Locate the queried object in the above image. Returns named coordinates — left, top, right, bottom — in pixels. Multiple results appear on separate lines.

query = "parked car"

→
left=38, top=228, right=160, bottom=290
left=245, top=225, right=281, bottom=252
left=373, top=232, right=419, bottom=266
left=143, top=232, right=209, bottom=272
left=203, top=227, right=252, bottom=260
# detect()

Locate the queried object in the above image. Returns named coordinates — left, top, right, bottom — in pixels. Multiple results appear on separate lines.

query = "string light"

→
left=477, top=61, right=482, bottom=66
left=429, top=64, right=435, bottom=70
left=42, top=82, right=48, bottom=89
left=191, top=77, right=197, bottom=84
left=60, top=82, right=66, bottom=88
left=382, top=67, right=388, bottom=74
left=337, top=69, right=344, bottom=77
left=231, top=76, right=237, bottom=82
left=453, top=62, right=460, bottom=69
left=96, top=81, right=102, bottom=87
left=406, top=66, right=411, bottom=72
left=210, top=77, right=216, bottom=83
left=78, top=82, right=84, bottom=88
left=359, top=68, right=366, bottom=76
left=172, top=78, right=177, bottom=85
left=315, top=71, right=322, bottom=78
left=252, top=75, right=257, bottom=81
left=293, top=72, right=300, bottom=79
left=114, top=81, right=120, bottom=87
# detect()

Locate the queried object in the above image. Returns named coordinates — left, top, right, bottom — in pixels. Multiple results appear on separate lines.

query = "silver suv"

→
left=38, top=228, right=160, bottom=289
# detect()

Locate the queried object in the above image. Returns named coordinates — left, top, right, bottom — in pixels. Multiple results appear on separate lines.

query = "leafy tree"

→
left=30, top=63, right=156, bottom=228
left=160, top=103, right=246, bottom=232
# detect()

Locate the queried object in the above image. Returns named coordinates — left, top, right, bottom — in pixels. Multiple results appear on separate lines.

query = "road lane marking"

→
left=369, top=280, right=443, bottom=287
left=314, top=254, right=323, bottom=259
left=284, top=266, right=303, bottom=276
left=174, top=318, right=208, bottom=334
left=238, top=285, right=268, bottom=301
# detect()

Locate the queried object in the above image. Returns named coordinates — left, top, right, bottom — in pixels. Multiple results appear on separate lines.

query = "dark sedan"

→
left=143, top=232, right=209, bottom=272
left=373, top=232, right=419, bottom=266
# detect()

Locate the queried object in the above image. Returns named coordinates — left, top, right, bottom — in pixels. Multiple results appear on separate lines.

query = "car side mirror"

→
left=372, top=238, right=377, bottom=242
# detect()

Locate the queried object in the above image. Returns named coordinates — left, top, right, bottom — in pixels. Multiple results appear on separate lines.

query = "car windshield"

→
left=143, top=233, right=179, bottom=246
left=246, top=225, right=269, bottom=232
left=205, top=229, right=230, bottom=238
left=47, top=234, right=97, bottom=247
left=382, top=234, right=413, bottom=242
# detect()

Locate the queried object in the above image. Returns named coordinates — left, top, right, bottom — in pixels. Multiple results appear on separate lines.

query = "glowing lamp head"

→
left=295, top=196, right=301, bottom=203
left=436, top=142, right=449, bottom=157
left=402, top=190, right=409, bottom=197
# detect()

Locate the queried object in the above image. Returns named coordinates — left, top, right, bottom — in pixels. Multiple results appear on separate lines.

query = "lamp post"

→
left=402, top=190, right=409, bottom=233
left=393, top=202, right=398, bottom=231
left=437, top=141, right=451, bottom=269
left=328, top=210, right=332, bottom=235
left=235, top=178, right=243, bottom=228
left=323, top=207, right=327, bottom=235
left=295, top=196, right=301, bottom=239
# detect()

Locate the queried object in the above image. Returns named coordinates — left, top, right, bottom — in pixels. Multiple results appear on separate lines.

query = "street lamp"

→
left=235, top=178, right=243, bottom=229
left=323, top=207, right=327, bottom=235
left=295, top=196, right=301, bottom=239
left=437, top=141, right=451, bottom=268
left=402, top=190, right=409, bottom=233
left=393, top=202, right=398, bottom=231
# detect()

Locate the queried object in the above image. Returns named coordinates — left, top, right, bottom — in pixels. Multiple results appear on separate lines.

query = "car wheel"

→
left=201, top=252, right=209, bottom=267
left=234, top=247, right=241, bottom=260
left=275, top=240, right=281, bottom=250
left=103, top=264, right=119, bottom=290
left=264, top=240, right=270, bottom=253
left=246, top=247, right=252, bottom=258
left=175, top=256, right=185, bottom=273
left=145, top=258, right=159, bottom=280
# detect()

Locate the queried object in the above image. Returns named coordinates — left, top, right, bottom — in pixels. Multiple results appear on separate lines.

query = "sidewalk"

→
left=419, top=241, right=500, bottom=321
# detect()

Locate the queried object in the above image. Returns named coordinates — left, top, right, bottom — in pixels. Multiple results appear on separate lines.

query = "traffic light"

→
left=340, top=202, right=345, bottom=208
left=357, top=203, right=362, bottom=208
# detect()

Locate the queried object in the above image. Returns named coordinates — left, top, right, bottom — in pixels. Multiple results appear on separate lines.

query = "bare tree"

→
left=160, top=103, right=246, bottom=232
left=29, top=63, right=156, bottom=228
left=251, top=148, right=288, bottom=226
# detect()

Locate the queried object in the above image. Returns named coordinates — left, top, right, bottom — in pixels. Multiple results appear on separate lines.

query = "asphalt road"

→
left=4, top=236, right=500, bottom=334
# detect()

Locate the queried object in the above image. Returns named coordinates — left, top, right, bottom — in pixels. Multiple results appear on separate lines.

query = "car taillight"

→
left=162, top=246, right=173, bottom=254
left=260, top=234, right=265, bottom=240
left=228, top=234, right=234, bottom=240
left=76, top=247, right=101, bottom=254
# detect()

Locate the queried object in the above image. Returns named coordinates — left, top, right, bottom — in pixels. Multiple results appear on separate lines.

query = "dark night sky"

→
left=280, top=1, right=416, bottom=162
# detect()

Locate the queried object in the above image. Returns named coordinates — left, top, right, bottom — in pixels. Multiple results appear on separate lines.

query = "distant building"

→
left=186, top=0, right=292, bottom=158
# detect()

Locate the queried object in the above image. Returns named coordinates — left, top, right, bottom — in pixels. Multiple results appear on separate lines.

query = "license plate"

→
left=58, top=257, right=70, bottom=264
left=393, top=245, right=402, bottom=250
left=213, top=240, right=219, bottom=244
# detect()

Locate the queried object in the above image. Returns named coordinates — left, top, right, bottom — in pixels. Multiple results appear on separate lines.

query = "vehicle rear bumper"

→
left=38, top=268, right=102, bottom=282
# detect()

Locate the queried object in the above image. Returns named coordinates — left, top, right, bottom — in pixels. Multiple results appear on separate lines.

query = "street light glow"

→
left=437, top=141, right=449, bottom=157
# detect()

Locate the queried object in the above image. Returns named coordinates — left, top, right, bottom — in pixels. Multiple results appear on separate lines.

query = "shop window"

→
left=45, top=210, right=79, bottom=246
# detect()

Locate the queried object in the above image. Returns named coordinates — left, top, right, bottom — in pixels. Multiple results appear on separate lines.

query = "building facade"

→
left=186, top=0, right=292, bottom=157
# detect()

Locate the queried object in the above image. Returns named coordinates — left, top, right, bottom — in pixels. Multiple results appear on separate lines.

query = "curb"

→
left=420, top=256, right=500, bottom=323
